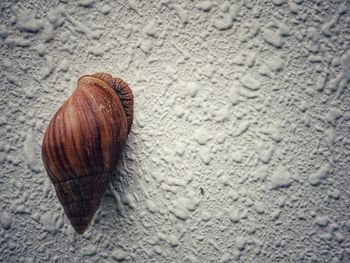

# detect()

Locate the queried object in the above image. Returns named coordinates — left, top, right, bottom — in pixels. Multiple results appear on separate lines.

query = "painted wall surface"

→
left=1, top=0, right=350, bottom=262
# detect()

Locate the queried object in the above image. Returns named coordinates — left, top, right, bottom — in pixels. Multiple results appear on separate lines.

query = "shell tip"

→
left=73, top=224, right=88, bottom=234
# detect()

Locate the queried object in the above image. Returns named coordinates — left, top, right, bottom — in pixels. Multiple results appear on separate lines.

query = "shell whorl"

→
left=41, top=73, right=133, bottom=234
left=92, top=72, right=134, bottom=134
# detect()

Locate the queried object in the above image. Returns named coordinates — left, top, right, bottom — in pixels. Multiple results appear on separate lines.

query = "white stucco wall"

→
left=1, top=0, right=350, bottom=262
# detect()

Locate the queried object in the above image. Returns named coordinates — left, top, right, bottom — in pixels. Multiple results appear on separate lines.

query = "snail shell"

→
left=41, top=73, right=133, bottom=234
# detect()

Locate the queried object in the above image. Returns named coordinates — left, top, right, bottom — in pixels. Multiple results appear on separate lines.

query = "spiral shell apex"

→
left=41, top=73, right=134, bottom=234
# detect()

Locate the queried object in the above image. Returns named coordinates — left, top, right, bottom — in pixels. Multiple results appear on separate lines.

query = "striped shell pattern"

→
left=41, top=73, right=133, bottom=234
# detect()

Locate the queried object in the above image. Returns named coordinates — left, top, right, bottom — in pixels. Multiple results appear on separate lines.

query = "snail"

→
left=41, top=73, right=133, bottom=234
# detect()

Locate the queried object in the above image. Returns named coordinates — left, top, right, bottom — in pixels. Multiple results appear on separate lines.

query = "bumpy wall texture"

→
left=1, top=0, right=350, bottom=262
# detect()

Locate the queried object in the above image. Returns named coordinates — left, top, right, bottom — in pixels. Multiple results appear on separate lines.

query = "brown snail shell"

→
left=41, top=73, right=133, bottom=234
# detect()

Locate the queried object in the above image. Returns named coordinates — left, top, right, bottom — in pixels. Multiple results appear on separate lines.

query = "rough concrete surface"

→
left=1, top=0, right=350, bottom=262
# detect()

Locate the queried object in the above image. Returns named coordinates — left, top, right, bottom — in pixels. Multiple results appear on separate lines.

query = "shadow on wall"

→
left=94, top=129, right=144, bottom=233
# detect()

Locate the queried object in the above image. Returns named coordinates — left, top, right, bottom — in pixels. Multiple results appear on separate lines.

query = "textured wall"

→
left=1, top=0, right=350, bottom=262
